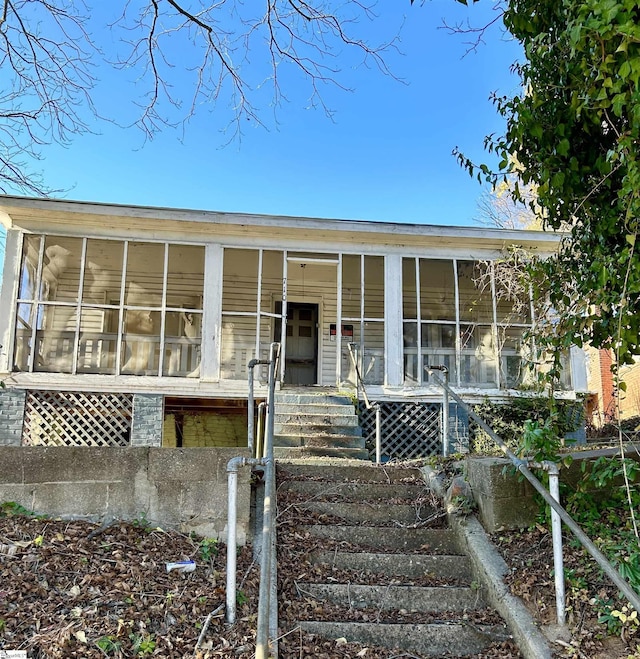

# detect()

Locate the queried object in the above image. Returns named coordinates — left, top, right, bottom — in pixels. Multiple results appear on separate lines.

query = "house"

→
left=0, top=196, right=588, bottom=457
left=586, top=347, right=640, bottom=427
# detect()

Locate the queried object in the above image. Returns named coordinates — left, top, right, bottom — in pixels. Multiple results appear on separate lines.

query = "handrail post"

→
left=256, top=342, right=280, bottom=659
left=247, top=358, right=271, bottom=456
left=256, top=401, right=267, bottom=459
left=375, top=404, right=381, bottom=465
left=226, top=456, right=265, bottom=625
left=428, top=365, right=449, bottom=457
left=547, top=462, right=566, bottom=626
left=442, top=368, right=449, bottom=457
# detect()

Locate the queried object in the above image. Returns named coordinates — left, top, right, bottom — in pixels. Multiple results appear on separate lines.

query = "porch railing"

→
left=347, top=343, right=382, bottom=463
left=427, top=367, right=640, bottom=624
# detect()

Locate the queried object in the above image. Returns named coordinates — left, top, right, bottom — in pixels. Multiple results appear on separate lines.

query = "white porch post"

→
left=384, top=254, right=404, bottom=387
left=0, top=229, right=22, bottom=373
left=201, top=244, right=223, bottom=381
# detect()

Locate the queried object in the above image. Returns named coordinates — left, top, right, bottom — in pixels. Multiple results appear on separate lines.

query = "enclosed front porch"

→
left=4, top=233, right=565, bottom=395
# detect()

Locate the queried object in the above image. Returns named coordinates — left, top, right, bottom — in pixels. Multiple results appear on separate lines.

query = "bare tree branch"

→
left=0, top=0, right=399, bottom=193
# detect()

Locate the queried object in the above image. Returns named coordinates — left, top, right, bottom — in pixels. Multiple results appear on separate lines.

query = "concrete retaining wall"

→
left=467, top=446, right=640, bottom=532
left=0, top=446, right=252, bottom=544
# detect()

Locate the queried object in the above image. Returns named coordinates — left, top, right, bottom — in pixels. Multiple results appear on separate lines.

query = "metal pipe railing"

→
left=248, top=359, right=271, bottom=456
left=256, top=342, right=280, bottom=659
left=427, top=370, right=640, bottom=615
left=255, top=401, right=267, bottom=460
left=226, top=456, right=266, bottom=625
left=535, top=461, right=565, bottom=625
left=347, top=343, right=381, bottom=463
left=428, top=365, right=450, bottom=457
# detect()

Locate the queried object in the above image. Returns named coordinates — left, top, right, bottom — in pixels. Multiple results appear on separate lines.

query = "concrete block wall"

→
left=466, top=447, right=640, bottom=532
left=0, top=446, right=253, bottom=544
left=131, top=394, right=164, bottom=447
left=0, top=389, right=26, bottom=446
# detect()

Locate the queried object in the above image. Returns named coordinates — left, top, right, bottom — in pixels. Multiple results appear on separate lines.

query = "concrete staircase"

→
left=273, top=389, right=368, bottom=459
left=277, top=462, right=514, bottom=658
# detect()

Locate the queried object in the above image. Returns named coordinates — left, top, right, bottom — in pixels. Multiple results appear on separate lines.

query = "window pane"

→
left=223, top=249, right=258, bottom=312
left=163, top=310, right=201, bottom=377
left=498, top=327, right=533, bottom=389
left=402, top=258, right=417, bottom=319
left=13, top=303, right=34, bottom=370
left=34, top=304, right=74, bottom=373
left=19, top=235, right=42, bottom=300
left=362, top=320, right=384, bottom=384
left=125, top=242, right=165, bottom=307
left=457, top=261, right=493, bottom=323
left=261, top=251, right=283, bottom=315
left=364, top=256, right=384, bottom=319
left=77, top=307, right=117, bottom=374
left=41, top=236, right=83, bottom=302
left=83, top=239, right=124, bottom=305
left=121, top=309, right=160, bottom=374
left=420, top=259, right=456, bottom=321
left=341, top=255, right=361, bottom=318
left=495, top=277, right=532, bottom=323
left=167, top=245, right=204, bottom=307
left=459, top=324, right=497, bottom=387
left=220, top=317, right=255, bottom=380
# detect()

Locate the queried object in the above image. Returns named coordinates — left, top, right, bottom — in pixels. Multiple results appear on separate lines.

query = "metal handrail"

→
left=427, top=369, right=640, bottom=614
left=255, top=342, right=280, bottom=659
left=347, top=343, right=382, bottom=463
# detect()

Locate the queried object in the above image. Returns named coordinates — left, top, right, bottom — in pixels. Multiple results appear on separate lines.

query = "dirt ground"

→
left=494, top=525, right=640, bottom=659
left=0, top=491, right=637, bottom=657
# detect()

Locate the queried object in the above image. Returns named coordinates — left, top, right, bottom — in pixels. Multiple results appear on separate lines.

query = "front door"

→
left=278, top=302, right=318, bottom=385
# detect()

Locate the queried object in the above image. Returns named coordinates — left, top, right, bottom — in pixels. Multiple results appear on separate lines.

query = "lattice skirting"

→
left=23, top=391, right=133, bottom=447
left=359, top=401, right=471, bottom=460
left=359, top=401, right=443, bottom=460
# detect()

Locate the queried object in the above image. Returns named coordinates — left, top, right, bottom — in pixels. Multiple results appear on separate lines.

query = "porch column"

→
left=384, top=254, right=404, bottom=387
left=201, top=244, right=223, bottom=381
left=0, top=229, right=21, bottom=374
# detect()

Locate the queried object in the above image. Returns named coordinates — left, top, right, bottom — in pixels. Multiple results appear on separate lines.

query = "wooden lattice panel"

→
left=359, top=401, right=442, bottom=460
left=23, top=391, right=133, bottom=447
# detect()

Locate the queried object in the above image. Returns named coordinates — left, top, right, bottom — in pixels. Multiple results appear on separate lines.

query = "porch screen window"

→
left=402, top=258, right=538, bottom=389
left=341, top=255, right=385, bottom=385
left=220, top=248, right=284, bottom=380
left=13, top=235, right=204, bottom=377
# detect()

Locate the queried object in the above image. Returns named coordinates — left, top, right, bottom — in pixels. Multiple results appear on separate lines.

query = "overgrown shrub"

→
left=469, top=397, right=584, bottom=456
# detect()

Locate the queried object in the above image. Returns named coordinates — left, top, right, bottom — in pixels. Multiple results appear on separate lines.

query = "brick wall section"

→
left=131, top=394, right=163, bottom=446
left=599, top=349, right=616, bottom=421
left=0, top=389, right=26, bottom=446
left=620, top=359, right=640, bottom=419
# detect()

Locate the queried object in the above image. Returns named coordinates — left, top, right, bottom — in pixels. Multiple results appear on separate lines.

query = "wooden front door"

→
left=280, top=302, right=318, bottom=385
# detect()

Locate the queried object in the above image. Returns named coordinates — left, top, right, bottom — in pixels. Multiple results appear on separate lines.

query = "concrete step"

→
left=278, top=463, right=423, bottom=483
left=274, top=423, right=362, bottom=437
left=274, top=447, right=370, bottom=460
left=303, top=525, right=461, bottom=554
left=299, top=582, right=484, bottom=612
left=298, top=621, right=505, bottom=657
left=275, top=392, right=355, bottom=406
left=310, top=550, right=473, bottom=582
left=275, top=402, right=357, bottom=415
left=274, top=435, right=366, bottom=449
left=302, top=501, right=440, bottom=525
left=279, top=479, right=427, bottom=501
left=274, top=412, right=359, bottom=426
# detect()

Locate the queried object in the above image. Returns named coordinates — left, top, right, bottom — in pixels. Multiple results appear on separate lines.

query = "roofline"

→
left=0, top=194, right=562, bottom=244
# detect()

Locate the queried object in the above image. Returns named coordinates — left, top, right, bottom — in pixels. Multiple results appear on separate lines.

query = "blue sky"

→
left=33, top=1, right=521, bottom=227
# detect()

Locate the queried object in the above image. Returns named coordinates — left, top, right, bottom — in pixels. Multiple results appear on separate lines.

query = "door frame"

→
left=275, top=295, right=323, bottom=386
